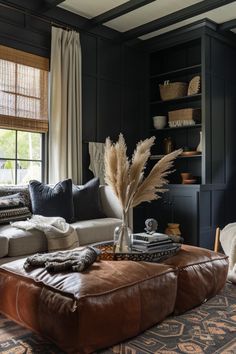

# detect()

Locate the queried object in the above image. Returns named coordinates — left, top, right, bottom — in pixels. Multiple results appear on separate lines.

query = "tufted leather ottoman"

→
left=0, top=258, right=177, bottom=354
left=163, top=245, right=229, bottom=314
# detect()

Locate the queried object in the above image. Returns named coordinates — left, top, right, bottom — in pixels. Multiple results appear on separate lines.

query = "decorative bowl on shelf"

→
left=153, top=115, right=167, bottom=129
left=180, top=172, right=192, bottom=181
left=183, top=179, right=197, bottom=184
left=181, top=151, right=201, bottom=156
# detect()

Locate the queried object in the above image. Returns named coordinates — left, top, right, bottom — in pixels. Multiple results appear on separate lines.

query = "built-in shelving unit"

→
left=150, top=123, right=202, bottom=132
left=149, top=39, right=202, bottom=186
left=150, top=64, right=202, bottom=80
left=150, top=93, right=201, bottom=105
left=150, top=153, right=201, bottom=160
left=134, top=22, right=236, bottom=250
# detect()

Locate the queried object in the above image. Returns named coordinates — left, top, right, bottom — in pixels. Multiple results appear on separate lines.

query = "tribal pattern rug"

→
left=0, top=282, right=235, bottom=354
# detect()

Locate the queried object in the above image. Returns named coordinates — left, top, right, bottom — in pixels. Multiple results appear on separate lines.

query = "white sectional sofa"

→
left=0, top=185, right=132, bottom=265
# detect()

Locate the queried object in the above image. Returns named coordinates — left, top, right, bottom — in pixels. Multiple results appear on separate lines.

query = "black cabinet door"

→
left=169, top=187, right=199, bottom=246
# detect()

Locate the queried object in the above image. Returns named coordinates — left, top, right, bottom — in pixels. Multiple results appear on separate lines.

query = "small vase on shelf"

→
left=113, top=210, right=132, bottom=253
left=196, top=131, right=202, bottom=152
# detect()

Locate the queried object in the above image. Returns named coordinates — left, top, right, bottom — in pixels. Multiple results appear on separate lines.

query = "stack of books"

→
left=132, top=232, right=173, bottom=252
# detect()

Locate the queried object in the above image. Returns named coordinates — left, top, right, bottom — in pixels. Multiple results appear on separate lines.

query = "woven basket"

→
left=168, top=108, right=201, bottom=127
left=159, top=82, right=188, bottom=101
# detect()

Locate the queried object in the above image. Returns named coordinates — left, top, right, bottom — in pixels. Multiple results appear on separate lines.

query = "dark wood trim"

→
left=122, top=0, right=236, bottom=41
left=0, top=0, right=124, bottom=41
left=89, top=0, right=156, bottom=27
left=219, top=19, right=236, bottom=32
left=137, top=19, right=210, bottom=52
left=39, top=0, right=65, bottom=13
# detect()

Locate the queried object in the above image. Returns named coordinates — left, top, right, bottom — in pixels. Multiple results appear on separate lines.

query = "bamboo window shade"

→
left=0, top=45, right=49, bottom=133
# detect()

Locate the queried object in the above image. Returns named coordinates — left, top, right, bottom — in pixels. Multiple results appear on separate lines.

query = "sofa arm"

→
left=99, top=185, right=133, bottom=229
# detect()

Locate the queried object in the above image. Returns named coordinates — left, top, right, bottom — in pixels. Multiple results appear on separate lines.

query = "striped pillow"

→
left=0, top=193, right=24, bottom=210
left=0, top=207, right=31, bottom=224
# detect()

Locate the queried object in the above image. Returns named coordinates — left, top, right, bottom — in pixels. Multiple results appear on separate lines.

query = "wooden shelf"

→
left=150, top=93, right=201, bottom=105
left=150, top=64, right=201, bottom=80
left=150, top=123, right=202, bottom=132
left=150, top=154, right=201, bottom=160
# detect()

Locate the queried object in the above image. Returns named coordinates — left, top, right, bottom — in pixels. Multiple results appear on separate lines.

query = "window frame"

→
left=0, top=128, right=46, bottom=185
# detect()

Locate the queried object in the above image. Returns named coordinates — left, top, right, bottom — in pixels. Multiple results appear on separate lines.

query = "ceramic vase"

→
left=113, top=210, right=132, bottom=253
left=165, top=223, right=181, bottom=236
left=153, top=116, right=167, bottom=129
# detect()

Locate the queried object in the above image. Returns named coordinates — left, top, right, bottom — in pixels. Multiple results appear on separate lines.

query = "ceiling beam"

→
left=39, top=0, right=65, bottom=13
left=89, top=0, right=157, bottom=27
left=219, top=19, right=236, bottom=32
left=122, top=0, right=236, bottom=41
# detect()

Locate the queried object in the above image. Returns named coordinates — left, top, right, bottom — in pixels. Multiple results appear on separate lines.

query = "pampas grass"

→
left=104, top=134, right=182, bottom=214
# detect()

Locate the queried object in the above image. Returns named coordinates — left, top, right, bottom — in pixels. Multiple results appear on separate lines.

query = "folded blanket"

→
left=220, top=223, right=236, bottom=284
left=24, top=247, right=100, bottom=273
left=11, top=215, right=78, bottom=251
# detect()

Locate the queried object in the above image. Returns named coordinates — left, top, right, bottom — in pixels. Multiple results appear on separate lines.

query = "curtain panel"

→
left=49, top=27, right=82, bottom=184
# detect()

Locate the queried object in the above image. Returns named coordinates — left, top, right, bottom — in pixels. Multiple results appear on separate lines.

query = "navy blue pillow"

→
left=29, top=179, right=74, bottom=223
left=73, top=177, right=106, bottom=221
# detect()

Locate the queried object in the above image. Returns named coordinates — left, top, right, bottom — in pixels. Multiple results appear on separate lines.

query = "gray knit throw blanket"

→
left=24, top=246, right=100, bottom=273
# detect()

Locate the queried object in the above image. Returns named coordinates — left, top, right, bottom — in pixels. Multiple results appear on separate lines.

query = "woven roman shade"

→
left=0, top=45, right=49, bottom=133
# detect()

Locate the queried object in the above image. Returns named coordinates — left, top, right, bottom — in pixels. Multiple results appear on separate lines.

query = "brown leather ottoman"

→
left=163, top=244, right=229, bottom=314
left=0, top=258, right=177, bottom=354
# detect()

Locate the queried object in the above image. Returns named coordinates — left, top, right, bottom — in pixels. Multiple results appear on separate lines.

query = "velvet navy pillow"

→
left=29, top=179, right=74, bottom=223
left=73, top=177, right=106, bottom=221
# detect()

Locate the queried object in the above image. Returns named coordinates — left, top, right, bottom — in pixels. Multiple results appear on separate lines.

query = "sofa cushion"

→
left=0, top=224, right=47, bottom=257
left=71, top=218, right=121, bottom=245
left=29, top=179, right=74, bottom=223
left=0, top=235, right=8, bottom=257
left=73, top=177, right=106, bottom=221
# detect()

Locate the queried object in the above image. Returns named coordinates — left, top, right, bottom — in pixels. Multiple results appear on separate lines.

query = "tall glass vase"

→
left=114, top=210, right=132, bottom=253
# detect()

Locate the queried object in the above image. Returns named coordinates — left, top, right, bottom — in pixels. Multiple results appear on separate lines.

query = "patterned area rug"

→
left=0, top=282, right=235, bottom=354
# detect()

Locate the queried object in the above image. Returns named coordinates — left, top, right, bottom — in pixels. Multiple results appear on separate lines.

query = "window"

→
left=0, top=45, right=49, bottom=184
left=0, top=129, right=43, bottom=184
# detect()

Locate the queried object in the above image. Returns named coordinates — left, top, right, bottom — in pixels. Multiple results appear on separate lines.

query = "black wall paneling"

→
left=0, top=0, right=147, bottom=183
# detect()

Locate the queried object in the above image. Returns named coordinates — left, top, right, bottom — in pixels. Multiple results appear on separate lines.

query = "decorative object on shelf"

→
left=188, top=75, right=201, bottom=96
left=104, top=134, right=182, bottom=253
left=144, top=218, right=158, bottom=234
left=93, top=240, right=181, bottom=262
left=196, top=131, right=202, bottom=152
left=168, top=108, right=201, bottom=128
left=181, top=151, right=201, bottom=156
left=153, top=115, right=167, bottom=129
left=183, top=179, right=197, bottom=184
left=159, top=80, right=188, bottom=101
left=165, top=223, right=183, bottom=243
left=180, top=172, right=196, bottom=184
left=180, top=172, right=192, bottom=183
left=163, top=137, right=174, bottom=154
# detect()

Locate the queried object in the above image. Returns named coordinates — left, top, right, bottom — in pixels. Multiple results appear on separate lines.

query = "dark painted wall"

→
left=81, top=34, right=147, bottom=181
left=0, top=1, right=148, bottom=182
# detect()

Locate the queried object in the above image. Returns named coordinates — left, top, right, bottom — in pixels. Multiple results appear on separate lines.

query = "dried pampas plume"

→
left=104, top=134, right=182, bottom=212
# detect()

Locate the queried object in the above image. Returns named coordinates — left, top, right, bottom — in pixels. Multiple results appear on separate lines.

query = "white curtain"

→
left=49, top=26, right=82, bottom=184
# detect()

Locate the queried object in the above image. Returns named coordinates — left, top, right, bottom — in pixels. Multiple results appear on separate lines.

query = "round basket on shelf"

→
left=159, top=81, right=188, bottom=101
